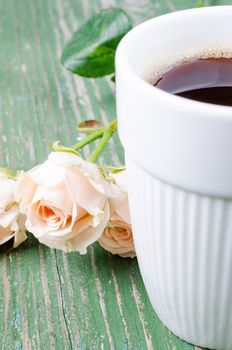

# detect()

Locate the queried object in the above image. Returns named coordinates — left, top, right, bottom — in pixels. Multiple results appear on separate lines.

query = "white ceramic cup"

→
left=116, top=6, right=232, bottom=350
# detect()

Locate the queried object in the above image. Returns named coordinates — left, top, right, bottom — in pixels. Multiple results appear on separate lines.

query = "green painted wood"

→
left=0, top=0, right=229, bottom=349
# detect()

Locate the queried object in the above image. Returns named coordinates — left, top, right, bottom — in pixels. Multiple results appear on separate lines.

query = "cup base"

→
left=126, top=154, right=232, bottom=350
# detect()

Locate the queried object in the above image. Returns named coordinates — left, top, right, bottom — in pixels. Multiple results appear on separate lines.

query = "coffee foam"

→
left=144, top=46, right=232, bottom=85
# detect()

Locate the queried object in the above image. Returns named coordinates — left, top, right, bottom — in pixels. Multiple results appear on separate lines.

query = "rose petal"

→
left=68, top=200, right=110, bottom=254
left=14, top=172, right=37, bottom=210
left=65, top=168, right=105, bottom=215
left=115, top=199, right=131, bottom=225
left=37, top=213, right=93, bottom=246
left=18, top=152, right=111, bottom=255
left=31, top=182, right=73, bottom=215
left=0, top=205, right=19, bottom=227
left=0, top=179, right=15, bottom=209
left=13, top=215, right=27, bottom=248
left=29, top=159, right=65, bottom=187
left=49, top=152, right=109, bottom=195
left=0, top=226, right=14, bottom=245
left=98, top=208, right=135, bottom=258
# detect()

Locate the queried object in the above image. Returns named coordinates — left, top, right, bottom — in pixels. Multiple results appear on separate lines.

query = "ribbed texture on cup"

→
left=126, top=155, right=232, bottom=350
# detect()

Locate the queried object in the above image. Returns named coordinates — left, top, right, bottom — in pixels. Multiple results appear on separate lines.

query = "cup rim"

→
left=116, top=5, right=232, bottom=121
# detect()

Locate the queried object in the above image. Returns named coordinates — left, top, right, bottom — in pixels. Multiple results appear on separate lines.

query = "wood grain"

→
left=0, top=0, right=228, bottom=349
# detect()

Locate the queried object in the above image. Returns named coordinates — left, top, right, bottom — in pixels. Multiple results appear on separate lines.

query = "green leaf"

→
left=98, top=166, right=116, bottom=184
left=0, top=167, right=17, bottom=180
left=61, top=8, right=132, bottom=78
left=49, top=141, right=81, bottom=156
left=105, top=165, right=125, bottom=174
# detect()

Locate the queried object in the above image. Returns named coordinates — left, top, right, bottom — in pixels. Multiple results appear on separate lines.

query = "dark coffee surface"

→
left=155, top=58, right=232, bottom=106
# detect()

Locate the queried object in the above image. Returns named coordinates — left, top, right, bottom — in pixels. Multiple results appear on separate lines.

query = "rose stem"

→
left=87, top=119, right=117, bottom=163
left=72, top=127, right=105, bottom=150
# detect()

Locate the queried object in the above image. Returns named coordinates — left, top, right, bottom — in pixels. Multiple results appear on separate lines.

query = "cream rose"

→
left=15, top=152, right=111, bottom=253
left=99, top=171, right=136, bottom=258
left=0, top=173, right=27, bottom=247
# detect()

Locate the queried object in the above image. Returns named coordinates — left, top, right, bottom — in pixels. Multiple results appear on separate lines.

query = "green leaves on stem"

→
left=88, top=119, right=117, bottom=163
left=61, top=8, right=132, bottom=78
left=62, top=3, right=211, bottom=78
left=50, top=119, right=118, bottom=166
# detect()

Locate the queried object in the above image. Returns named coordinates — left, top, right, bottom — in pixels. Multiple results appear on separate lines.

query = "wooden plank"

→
left=0, top=0, right=228, bottom=349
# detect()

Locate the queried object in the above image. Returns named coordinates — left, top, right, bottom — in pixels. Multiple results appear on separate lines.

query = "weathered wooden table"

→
left=0, top=0, right=230, bottom=349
